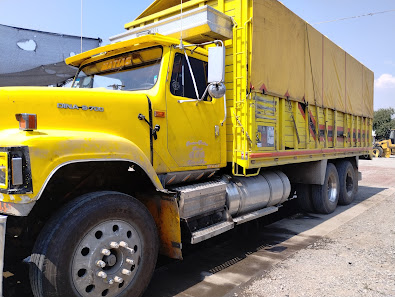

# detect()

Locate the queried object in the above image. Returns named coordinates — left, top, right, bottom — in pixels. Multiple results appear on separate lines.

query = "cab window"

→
left=170, top=53, right=208, bottom=100
left=73, top=46, right=162, bottom=91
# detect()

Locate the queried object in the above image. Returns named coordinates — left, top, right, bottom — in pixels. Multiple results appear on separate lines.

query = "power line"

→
left=312, top=9, right=395, bottom=25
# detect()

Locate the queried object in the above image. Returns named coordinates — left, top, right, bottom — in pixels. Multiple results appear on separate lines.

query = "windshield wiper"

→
left=107, top=84, right=125, bottom=90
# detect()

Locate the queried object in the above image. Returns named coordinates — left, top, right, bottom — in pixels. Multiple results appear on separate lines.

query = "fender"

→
left=0, top=129, right=165, bottom=208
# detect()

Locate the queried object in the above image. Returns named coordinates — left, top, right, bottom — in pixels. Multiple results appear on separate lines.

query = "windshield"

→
left=390, top=130, right=395, bottom=140
left=72, top=46, right=162, bottom=91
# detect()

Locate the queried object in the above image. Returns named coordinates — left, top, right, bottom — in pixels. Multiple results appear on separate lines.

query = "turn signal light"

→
left=15, top=113, right=37, bottom=131
left=154, top=110, right=166, bottom=118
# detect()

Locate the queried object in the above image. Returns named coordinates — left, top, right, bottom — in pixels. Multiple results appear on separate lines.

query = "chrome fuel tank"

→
left=224, top=171, right=291, bottom=216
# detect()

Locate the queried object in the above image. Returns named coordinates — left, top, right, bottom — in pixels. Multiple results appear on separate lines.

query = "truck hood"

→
left=0, top=87, right=152, bottom=150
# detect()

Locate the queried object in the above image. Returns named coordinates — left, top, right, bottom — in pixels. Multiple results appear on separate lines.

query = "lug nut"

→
left=122, top=269, right=132, bottom=276
left=96, top=260, right=106, bottom=268
left=97, top=271, right=107, bottom=279
left=101, top=248, right=111, bottom=256
left=119, top=241, right=128, bottom=248
left=126, top=258, right=134, bottom=265
left=114, top=276, right=123, bottom=283
left=108, top=279, right=114, bottom=285
left=110, top=241, right=119, bottom=249
left=126, top=247, right=135, bottom=254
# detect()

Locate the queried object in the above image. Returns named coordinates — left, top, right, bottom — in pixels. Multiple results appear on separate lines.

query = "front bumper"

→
left=0, top=200, right=36, bottom=216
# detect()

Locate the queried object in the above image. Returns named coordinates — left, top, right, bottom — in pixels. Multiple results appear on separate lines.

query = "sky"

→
left=0, top=0, right=394, bottom=110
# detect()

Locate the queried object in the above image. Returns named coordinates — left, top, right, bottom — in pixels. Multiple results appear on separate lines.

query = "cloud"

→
left=375, top=74, right=395, bottom=89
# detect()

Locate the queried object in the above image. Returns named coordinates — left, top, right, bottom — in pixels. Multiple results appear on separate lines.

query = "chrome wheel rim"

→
left=71, top=220, right=141, bottom=297
left=327, top=174, right=338, bottom=203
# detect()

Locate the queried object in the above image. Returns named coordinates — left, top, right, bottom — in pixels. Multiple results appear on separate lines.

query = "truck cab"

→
left=66, top=35, right=227, bottom=174
left=1, top=34, right=230, bottom=297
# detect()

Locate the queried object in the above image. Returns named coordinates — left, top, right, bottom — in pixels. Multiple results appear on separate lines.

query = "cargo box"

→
left=119, top=0, right=373, bottom=172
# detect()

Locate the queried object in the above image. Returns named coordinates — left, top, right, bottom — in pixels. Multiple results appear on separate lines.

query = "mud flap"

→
left=138, top=193, right=182, bottom=260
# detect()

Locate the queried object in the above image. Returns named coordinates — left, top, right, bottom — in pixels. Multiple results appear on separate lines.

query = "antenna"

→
left=80, top=0, right=83, bottom=53
left=179, top=0, right=183, bottom=48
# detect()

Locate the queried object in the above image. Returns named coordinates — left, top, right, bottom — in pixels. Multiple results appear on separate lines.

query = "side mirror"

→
left=208, top=83, right=226, bottom=99
left=208, top=45, right=226, bottom=99
left=208, top=46, right=225, bottom=83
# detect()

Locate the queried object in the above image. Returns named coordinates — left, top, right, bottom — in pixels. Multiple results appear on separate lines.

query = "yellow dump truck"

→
left=0, top=0, right=373, bottom=296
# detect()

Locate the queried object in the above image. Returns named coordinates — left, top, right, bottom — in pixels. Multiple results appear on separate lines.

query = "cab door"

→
left=166, top=51, right=224, bottom=169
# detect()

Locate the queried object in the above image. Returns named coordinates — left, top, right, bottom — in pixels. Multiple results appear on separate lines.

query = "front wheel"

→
left=372, top=147, right=383, bottom=157
left=30, top=191, right=159, bottom=297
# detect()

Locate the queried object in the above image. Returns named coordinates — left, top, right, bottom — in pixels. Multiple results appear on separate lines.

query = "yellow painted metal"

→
left=0, top=32, right=227, bottom=205
left=165, top=47, right=225, bottom=169
left=138, top=193, right=182, bottom=259
left=0, top=127, right=163, bottom=204
left=374, top=132, right=395, bottom=158
left=136, top=0, right=193, bottom=20
left=0, top=0, right=373, bottom=256
left=112, top=1, right=372, bottom=177
left=126, top=0, right=206, bottom=30
left=66, top=34, right=206, bottom=68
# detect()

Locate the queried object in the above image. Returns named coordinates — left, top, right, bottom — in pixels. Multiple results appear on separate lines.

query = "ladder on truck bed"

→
left=232, top=1, right=253, bottom=176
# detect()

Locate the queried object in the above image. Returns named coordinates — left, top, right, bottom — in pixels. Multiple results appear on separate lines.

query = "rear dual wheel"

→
left=336, top=161, right=358, bottom=205
left=30, top=191, right=159, bottom=297
left=312, top=163, right=340, bottom=214
left=311, top=161, right=358, bottom=214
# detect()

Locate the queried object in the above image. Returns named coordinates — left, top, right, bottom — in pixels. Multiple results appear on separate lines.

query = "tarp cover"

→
left=0, top=24, right=101, bottom=87
left=251, top=0, right=374, bottom=118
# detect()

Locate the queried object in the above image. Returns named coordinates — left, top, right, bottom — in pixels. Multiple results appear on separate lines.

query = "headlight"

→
left=0, top=147, right=32, bottom=194
left=0, top=152, right=8, bottom=189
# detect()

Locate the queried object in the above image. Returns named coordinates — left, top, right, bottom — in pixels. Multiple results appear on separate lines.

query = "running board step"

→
left=233, top=206, right=279, bottom=225
left=191, top=221, right=234, bottom=244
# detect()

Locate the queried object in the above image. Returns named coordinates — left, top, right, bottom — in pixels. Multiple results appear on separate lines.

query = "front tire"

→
left=312, top=163, right=339, bottom=214
left=30, top=191, right=159, bottom=297
left=372, top=147, right=383, bottom=157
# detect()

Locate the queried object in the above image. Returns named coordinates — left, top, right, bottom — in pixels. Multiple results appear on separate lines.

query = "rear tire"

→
left=336, top=161, right=358, bottom=205
left=312, top=163, right=339, bottom=214
left=30, top=191, right=159, bottom=297
left=295, top=184, right=315, bottom=212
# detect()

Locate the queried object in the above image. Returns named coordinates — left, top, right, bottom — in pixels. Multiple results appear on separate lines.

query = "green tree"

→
left=373, top=108, right=395, bottom=140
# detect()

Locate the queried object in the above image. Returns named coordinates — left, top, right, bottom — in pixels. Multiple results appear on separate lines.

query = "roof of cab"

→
left=66, top=34, right=206, bottom=68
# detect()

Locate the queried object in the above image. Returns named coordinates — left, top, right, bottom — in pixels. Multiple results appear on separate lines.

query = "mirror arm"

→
left=220, top=94, right=227, bottom=126
left=198, top=84, right=210, bottom=101
left=178, top=81, right=211, bottom=103
left=183, top=49, right=200, bottom=100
